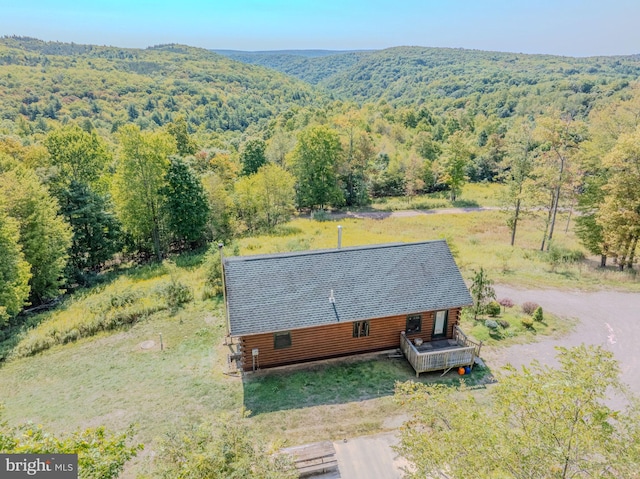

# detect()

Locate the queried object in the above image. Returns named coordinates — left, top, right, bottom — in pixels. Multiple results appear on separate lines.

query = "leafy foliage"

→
left=0, top=165, right=71, bottom=303
left=234, top=163, right=296, bottom=232
left=0, top=405, right=142, bottom=479
left=395, top=345, right=640, bottom=478
left=469, top=267, right=496, bottom=320
left=156, top=414, right=297, bottom=479
left=112, top=125, right=176, bottom=260
left=291, top=125, right=344, bottom=209
left=0, top=209, right=31, bottom=324
left=161, top=157, right=209, bottom=249
left=240, top=138, right=267, bottom=176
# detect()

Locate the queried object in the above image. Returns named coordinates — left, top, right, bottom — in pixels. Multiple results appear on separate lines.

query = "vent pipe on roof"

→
left=337, top=225, right=342, bottom=249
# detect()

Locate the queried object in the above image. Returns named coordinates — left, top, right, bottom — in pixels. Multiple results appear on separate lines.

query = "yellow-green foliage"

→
left=9, top=276, right=170, bottom=359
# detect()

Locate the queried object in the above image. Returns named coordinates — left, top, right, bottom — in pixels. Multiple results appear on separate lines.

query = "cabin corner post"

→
left=219, top=242, right=231, bottom=340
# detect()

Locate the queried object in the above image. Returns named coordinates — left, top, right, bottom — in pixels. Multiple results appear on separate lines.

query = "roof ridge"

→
left=223, top=239, right=447, bottom=262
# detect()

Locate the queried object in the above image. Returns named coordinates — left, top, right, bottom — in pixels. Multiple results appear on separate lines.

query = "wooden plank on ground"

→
left=280, top=441, right=338, bottom=477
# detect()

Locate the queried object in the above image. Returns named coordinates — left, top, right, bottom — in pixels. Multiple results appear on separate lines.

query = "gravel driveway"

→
left=487, top=285, right=640, bottom=406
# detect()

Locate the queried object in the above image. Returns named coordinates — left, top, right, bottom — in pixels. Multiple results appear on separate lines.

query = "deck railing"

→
left=453, top=325, right=483, bottom=358
left=400, top=329, right=480, bottom=377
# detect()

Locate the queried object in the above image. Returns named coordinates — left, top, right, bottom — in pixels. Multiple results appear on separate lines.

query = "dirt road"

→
left=487, top=285, right=640, bottom=406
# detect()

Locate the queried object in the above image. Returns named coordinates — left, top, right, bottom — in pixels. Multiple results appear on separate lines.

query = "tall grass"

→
left=4, top=258, right=206, bottom=360
left=232, top=210, right=638, bottom=291
left=370, top=183, right=505, bottom=211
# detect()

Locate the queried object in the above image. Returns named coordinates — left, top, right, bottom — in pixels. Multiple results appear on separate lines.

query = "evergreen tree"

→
left=161, top=157, right=209, bottom=249
left=240, top=138, right=267, bottom=176
left=469, top=267, right=496, bottom=320
left=59, top=181, right=122, bottom=279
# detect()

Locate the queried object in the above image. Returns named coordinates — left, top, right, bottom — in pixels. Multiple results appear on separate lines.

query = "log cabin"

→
left=222, top=240, right=478, bottom=374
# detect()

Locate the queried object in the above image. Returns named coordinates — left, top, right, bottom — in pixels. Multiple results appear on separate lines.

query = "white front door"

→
left=433, top=310, right=447, bottom=338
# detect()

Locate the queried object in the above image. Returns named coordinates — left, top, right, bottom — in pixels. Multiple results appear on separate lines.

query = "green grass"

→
left=1, top=206, right=637, bottom=477
left=244, top=353, right=490, bottom=415
left=369, top=183, right=505, bottom=211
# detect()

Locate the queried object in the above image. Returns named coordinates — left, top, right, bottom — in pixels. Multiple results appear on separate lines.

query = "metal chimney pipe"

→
left=337, top=225, right=342, bottom=249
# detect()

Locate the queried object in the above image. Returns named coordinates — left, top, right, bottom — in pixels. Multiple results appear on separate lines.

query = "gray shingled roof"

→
left=223, top=240, right=472, bottom=336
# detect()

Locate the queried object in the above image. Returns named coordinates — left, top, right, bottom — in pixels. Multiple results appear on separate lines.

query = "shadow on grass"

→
left=242, top=353, right=493, bottom=415
left=451, top=199, right=480, bottom=208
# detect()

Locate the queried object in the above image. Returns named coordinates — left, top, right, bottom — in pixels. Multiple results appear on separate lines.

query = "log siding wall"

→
left=239, top=307, right=461, bottom=370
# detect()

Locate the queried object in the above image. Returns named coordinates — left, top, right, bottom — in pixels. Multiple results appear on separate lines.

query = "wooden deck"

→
left=400, top=326, right=482, bottom=377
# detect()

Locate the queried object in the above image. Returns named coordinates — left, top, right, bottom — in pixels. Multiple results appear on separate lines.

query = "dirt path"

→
left=307, top=206, right=499, bottom=220
left=487, top=285, right=640, bottom=406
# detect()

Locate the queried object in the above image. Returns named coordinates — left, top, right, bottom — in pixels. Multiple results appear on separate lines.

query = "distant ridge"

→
left=213, top=49, right=372, bottom=58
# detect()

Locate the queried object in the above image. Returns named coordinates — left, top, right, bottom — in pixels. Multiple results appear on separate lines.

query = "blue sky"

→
left=1, top=0, right=639, bottom=56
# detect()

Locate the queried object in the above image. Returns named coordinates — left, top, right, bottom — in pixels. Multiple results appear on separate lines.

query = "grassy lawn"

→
left=0, top=206, right=636, bottom=477
left=370, top=183, right=505, bottom=211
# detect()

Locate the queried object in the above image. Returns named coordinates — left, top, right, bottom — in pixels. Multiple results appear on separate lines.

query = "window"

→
left=273, top=331, right=292, bottom=349
left=406, top=314, right=422, bottom=334
left=353, top=321, right=370, bottom=338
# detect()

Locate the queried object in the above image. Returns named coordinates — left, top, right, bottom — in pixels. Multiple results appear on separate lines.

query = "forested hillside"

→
left=215, top=49, right=369, bottom=84
left=1, top=36, right=640, bottom=328
left=219, top=46, right=640, bottom=118
left=0, top=37, right=321, bottom=139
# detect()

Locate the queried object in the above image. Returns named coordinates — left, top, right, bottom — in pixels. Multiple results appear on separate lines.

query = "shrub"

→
left=532, top=306, right=544, bottom=322
left=498, top=298, right=514, bottom=310
left=485, top=301, right=501, bottom=317
left=497, top=319, right=510, bottom=329
left=160, top=279, right=193, bottom=308
left=484, top=319, right=499, bottom=330
left=548, top=244, right=585, bottom=264
left=521, top=301, right=540, bottom=316
left=203, top=246, right=223, bottom=298
left=311, top=209, right=330, bottom=221
left=109, top=289, right=140, bottom=308
left=521, top=318, right=534, bottom=329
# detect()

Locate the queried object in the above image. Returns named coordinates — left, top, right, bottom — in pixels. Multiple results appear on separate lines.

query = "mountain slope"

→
left=218, top=46, right=640, bottom=118
left=0, top=37, right=324, bottom=137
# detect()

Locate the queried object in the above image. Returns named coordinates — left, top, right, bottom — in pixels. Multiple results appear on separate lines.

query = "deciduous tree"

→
left=0, top=166, right=71, bottom=303
left=0, top=209, right=31, bottom=325
left=395, top=345, right=640, bottom=479
left=112, top=125, right=176, bottom=261
left=535, top=115, right=586, bottom=251
left=436, top=130, right=471, bottom=201
left=501, top=120, right=536, bottom=246
left=234, top=164, right=296, bottom=232
left=596, top=129, right=640, bottom=270
left=290, top=126, right=344, bottom=210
